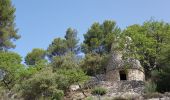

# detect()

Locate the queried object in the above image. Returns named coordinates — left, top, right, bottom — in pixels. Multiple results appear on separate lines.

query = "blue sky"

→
left=12, top=0, right=170, bottom=58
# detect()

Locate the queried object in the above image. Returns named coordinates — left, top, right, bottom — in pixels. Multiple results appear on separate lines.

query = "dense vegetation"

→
left=0, top=0, right=170, bottom=99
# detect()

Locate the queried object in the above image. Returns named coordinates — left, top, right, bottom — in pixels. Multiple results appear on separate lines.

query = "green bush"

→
left=18, top=67, right=89, bottom=100
left=19, top=68, right=61, bottom=100
left=51, top=89, right=64, bottom=100
left=144, top=81, right=157, bottom=93
left=92, top=87, right=107, bottom=95
left=55, top=68, right=89, bottom=91
left=81, top=53, right=108, bottom=76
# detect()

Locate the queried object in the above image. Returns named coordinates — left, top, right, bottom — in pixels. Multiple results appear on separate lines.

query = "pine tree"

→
left=82, top=20, right=121, bottom=54
left=0, top=0, right=20, bottom=51
left=65, top=28, right=79, bottom=53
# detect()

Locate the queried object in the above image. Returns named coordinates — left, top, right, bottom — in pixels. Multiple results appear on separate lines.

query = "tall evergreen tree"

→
left=65, top=28, right=79, bottom=53
left=0, top=0, right=20, bottom=51
left=82, top=20, right=121, bottom=54
left=47, top=38, right=68, bottom=58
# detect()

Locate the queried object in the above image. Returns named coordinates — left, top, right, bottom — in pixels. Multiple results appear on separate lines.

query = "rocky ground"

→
left=68, top=81, right=170, bottom=100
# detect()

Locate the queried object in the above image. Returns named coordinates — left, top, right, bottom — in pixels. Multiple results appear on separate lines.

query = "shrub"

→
left=0, top=52, right=24, bottom=90
left=55, top=68, right=89, bottom=91
left=19, top=68, right=61, bottom=100
left=155, top=67, right=170, bottom=92
left=92, top=87, right=107, bottom=95
left=144, top=81, right=157, bottom=93
left=51, top=89, right=64, bottom=100
left=19, top=67, right=89, bottom=100
left=81, top=53, right=108, bottom=76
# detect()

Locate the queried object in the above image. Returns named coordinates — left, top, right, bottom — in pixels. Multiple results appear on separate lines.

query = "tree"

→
left=51, top=52, right=79, bottom=70
left=81, top=53, right=108, bottom=76
left=151, top=45, right=170, bottom=92
left=0, top=0, right=20, bottom=51
left=25, top=48, right=46, bottom=65
left=122, top=19, right=170, bottom=78
left=82, top=20, right=121, bottom=54
left=65, top=28, right=79, bottom=53
left=102, top=20, right=121, bottom=53
left=47, top=38, right=68, bottom=58
left=19, top=67, right=89, bottom=100
left=19, top=68, right=64, bottom=100
left=47, top=28, right=79, bottom=59
left=55, top=68, right=89, bottom=92
left=0, top=51, right=24, bottom=90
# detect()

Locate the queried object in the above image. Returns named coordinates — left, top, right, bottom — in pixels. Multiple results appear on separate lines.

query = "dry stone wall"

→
left=128, top=69, right=145, bottom=81
left=106, top=69, right=145, bottom=81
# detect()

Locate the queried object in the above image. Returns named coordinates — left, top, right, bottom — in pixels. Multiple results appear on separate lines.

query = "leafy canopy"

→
left=122, top=19, right=170, bottom=78
left=25, top=48, right=46, bottom=65
left=0, top=51, right=24, bottom=90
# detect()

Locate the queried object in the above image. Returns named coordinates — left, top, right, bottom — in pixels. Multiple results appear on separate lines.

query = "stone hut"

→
left=106, top=52, right=145, bottom=82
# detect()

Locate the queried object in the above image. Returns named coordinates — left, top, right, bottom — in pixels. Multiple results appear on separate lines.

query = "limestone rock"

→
left=70, top=85, right=80, bottom=91
left=72, top=92, right=85, bottom=100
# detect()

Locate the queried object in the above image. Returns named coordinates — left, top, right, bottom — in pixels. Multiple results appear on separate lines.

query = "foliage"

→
left=65, top=28, right=79, bottom=53
left=18, top=67, right=88, bottom=99
left=0, top=51, right=24, bottom=90
left=51, top=52, right=79, bottom=70
left=5, top=0, right=170, bottom=97
left=0, top=0, right=20, bottom=51
left=55, top=68, right=89, bottom=91
left=2, top=4, right=170, bottom=97
left=148, top=44, right=170, bottom=92
left=81, top=53, right=108, bottom=76
left=153, top=67, right=170, bottom=92
left=47, top=38, right=68, bottom=58
left=82, top=20, right=121, bottom=54
left=51, top=89, right=64, bottom=100
left=144, top=80, right=157, bottom=93
left=122, top=19, right=170, bottom=78
left=18, top=68, right=64, bottom=100
left=47, top=28, right=80, bottom=59
left=92, top=86, right=107, bottom=95
left=25, top=48, right=46, bottom=65
left=18, top=61, right=47, bottom=82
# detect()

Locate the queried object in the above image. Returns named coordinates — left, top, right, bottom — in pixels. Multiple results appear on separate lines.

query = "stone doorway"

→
left=119, top=70, right=127, bottom=80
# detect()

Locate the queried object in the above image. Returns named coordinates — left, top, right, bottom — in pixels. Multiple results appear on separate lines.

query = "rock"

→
left=121, top=92, right=143, bottom=100
left=70, top=85, right=80, bottom=91
left=99, top=80, right=145, bottom=95
left=84, top=96, right=98, bottom=100
left=160, top=97, right=170, bottom=100
left=72, top=93, right=85, bottom=100
left=147, top=98, right=160, bottom=100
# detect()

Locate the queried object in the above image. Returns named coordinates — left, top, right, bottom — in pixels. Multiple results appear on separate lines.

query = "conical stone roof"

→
left=106, top=52, right=144, bottom=72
